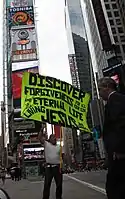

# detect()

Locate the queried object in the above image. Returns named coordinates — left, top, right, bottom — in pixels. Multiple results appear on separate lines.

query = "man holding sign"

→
left=38, top=129, right=64, bottom=199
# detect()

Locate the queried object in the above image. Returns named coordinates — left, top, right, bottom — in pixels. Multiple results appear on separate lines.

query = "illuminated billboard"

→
left=12, top=66, right=38, bottom=99
left=6, top=0, right=33, bottom=8
left=8, top=6, right=34, bottom=27
left=102, top=63, right=125, bottom=93
left=11, top=27, right=38, bottom=62
left=23, top=147, right=44, bottom=160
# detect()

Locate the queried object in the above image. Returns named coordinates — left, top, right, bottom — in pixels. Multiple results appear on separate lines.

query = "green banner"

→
left=21, top=72, right=90, bottom=132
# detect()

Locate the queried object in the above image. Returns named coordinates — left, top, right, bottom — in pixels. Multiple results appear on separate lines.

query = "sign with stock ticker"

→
left=21, top=72, right=90, bottom=132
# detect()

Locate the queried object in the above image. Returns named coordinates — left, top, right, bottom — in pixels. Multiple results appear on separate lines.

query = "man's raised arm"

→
left=38, top=128, right=47, bottom=145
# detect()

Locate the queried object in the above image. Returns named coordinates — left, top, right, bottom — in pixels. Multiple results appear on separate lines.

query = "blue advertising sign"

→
left=8, top=6, right=34, bottom=27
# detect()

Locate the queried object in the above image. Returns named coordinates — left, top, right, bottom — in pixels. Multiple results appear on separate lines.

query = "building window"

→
left=114, top=11, right=119, bottom=17
left=112, top=4, right=117, bottom=9
left=114, top=36, right=118, bottom=42
left=120, top=36, right=125, bottom=42
left=109, top=19, right=114, bottom=25
left=107, top=11, right=112, bottom=17
left=115, top=45, right=121, bottom=53
left=118, top=27, right=124, bottom=33
left=105, top=4, right=110, bottom=9
left=116, top=18, right=121, bottom=25
left=123, top=45, right=125, bottom=52
left=112, top=27, right=116, bottom=34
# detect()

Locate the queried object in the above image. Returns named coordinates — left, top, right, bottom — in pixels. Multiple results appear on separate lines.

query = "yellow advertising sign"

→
left=21, top=72, right=90, bottom=132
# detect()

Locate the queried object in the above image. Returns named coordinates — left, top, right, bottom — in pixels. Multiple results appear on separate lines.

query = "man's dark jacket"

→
left=103, top=92, right=125, bottom=155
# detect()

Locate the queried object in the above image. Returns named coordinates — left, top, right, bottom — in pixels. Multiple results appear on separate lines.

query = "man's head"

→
left=98, top=77, right=117, bottom=101
left=49, top=134, right=56, bottom=145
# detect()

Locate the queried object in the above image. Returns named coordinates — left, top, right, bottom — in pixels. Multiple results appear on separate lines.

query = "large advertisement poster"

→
left=11, top=27, right=37, bottom=62
left=6, top=0, right=33, bottom=8
left=12, top=66, right=38, bottom=108
left=8, top=6, right=34, bottom=27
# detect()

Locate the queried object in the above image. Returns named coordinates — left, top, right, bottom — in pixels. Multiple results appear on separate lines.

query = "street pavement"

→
left=0, top=171, right=107, bottom=199
left=69, top=170, right=107, bottom=189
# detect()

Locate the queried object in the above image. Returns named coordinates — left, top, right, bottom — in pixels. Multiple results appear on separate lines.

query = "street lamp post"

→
left=1, top=101, right=5, bottom=167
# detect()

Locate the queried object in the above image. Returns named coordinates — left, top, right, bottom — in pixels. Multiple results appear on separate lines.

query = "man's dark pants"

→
left=106, top=158, right=125, bottom=199
left=43, top=165, right=62, bottom=199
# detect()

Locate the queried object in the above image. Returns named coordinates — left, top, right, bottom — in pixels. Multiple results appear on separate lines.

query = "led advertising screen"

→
left=8, top=6, right=34, bottom=27
left=12, top=60, right=39, bottom=71
left=6, top=0, right=33, bottom=8
left=12, top=66, right=38, bottom=108
left=23, top=147, right=44, bottom=161
left=102, top=63, right=125, bottom=93
left=12, top=66, right=38, bottom=99
left=11, top=27, right=37, bottom=62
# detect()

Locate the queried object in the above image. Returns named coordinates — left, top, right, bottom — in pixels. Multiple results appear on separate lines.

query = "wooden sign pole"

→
left=60, top=127, right=63, bottom=171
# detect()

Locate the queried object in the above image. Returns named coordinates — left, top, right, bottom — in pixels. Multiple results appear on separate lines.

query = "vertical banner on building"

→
left=68, top=54, right=80, bottom=88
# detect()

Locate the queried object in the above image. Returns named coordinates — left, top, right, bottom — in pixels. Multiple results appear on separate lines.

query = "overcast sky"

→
left=35, top=0, right=71, bottom=83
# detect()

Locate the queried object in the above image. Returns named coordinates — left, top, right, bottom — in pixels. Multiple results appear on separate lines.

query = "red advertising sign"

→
left=12, top=67, right=38, bottom=99
left=12, top=49, right=36, bottom=55
left=54, top=125, right=61, bottom=139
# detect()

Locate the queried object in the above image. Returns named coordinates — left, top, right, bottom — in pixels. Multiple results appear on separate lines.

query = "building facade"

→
left=80, top=0, right=110, bottom=76
left=66, top=0, right=92, bottom=93
left=4, top=0, right=40, bottom=154
left=104, top=0, right=125, bottom=61
left=117, top=0, right=125, bottom=29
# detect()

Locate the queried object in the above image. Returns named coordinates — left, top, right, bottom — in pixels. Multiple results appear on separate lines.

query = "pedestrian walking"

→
left=38, top=130, right=64, bottom=199
left=19, top=167, right=22, bottom=180
left=14, top=167, right=20, bottom=181
left=98, top=77, right=125, bottom=199
left=10, top=167, right=15, bottom=180
left=1, top=168, right=6, bottom=185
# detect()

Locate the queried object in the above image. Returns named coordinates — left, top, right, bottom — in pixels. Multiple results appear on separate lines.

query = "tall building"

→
left=3, top=0, right=40, bottom=153
left=66, top=0, right=92, bottom=93
left=80, top=0, right=110, bottom=76
left=65, top=0, right=96, bottom=162
left=117, top=0, right=125, bottom=28
left=80, top=0, right=125, bottom=93
left=103, top=0, right=125, bottom=61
